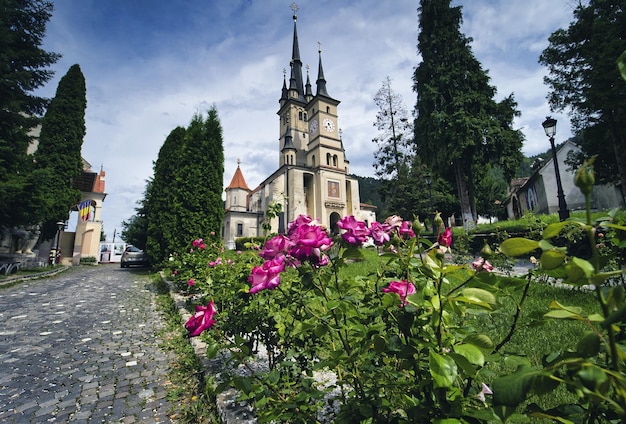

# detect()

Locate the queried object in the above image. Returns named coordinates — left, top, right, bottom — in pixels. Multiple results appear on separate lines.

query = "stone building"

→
left=222, top=8, right=376, bottom=248
left=506, top=139, right=624, bottom=219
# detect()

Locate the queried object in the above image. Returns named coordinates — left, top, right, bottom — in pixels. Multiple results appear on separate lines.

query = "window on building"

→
left=326, top=153, right=331, bottom=165
left=333, top=155, right=338, bottom=167
left=237, top=223, right=243, bottom=237
left=326, top=106, right=330, bottom=113
left=299, top=111, right=303, bottom=120
left=304, top=112, right=308, bottom=121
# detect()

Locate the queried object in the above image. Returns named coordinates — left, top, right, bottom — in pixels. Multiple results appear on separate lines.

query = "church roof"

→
left=226, top=164, right=250, bottom=191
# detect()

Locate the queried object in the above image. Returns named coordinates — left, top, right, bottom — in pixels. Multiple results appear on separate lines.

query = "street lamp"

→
left=424, top=172, right=434, bottom=233
left=54, top=221, right=64, bottom=265
left=541, top=116, right=570, bottom=221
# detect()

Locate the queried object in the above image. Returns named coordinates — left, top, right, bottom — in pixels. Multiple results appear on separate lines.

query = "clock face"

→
left=309, top=119, right=318, bottom=134
left=323, top=118, right=335, bottom=132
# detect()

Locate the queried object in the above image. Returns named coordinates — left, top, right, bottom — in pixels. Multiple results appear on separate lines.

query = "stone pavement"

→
left=0, top=265, right=174, bottom=423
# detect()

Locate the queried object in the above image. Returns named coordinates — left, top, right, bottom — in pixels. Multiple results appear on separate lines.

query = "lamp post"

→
left=541, top=117, right=570, bottom=221
left=424, top=172, right=434, bottom=233
left=54, top=221, right=64, bottom=265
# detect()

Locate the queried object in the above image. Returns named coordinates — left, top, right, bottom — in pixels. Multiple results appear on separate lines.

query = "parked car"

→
left=120, top=246, right=149, bottom=268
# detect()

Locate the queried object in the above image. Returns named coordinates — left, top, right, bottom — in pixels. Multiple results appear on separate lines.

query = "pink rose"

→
left=185, top=301, right=217, bottom=337
left=369, top=221, right=390, bottom=246
left=187, top=278, right=195, bottom=286
left=472, top=257, right=494, bottom=272
left=248, top=256, right=286, bottom=294
left=438, top=227, right=452, bottom=248
left=337, top=215, right=370, bottom=246
left=398, top=221, right=415, bottom=239
left=287, top=214, right=314, bottom=236
left=260, top=234, right=292, bottom=260
left=289, top=222, right=332, bottom=266
left=383, top=215, right=403, bottom=232
left=382, top=280, right=416, bottom=306
left=209, top=257, right=222, bottom=267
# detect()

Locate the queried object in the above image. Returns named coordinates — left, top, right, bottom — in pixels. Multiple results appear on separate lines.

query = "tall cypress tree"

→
left=0, top=0, right=60, bottom=228
left=145, top=126, right=186, bottom=264
left=34, top=64, right=86, bottom=239
left=170, top=107, right=224, bottom=254
left=413, top=0, right=523, bottom=228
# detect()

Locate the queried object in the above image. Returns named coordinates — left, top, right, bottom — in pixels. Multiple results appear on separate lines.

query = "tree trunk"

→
left=453, top=158, right=475, bottom=231
left=607, top=113, right=626, bottom=204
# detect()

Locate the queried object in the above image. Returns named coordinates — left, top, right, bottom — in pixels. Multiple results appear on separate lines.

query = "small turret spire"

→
left=305, top=64, right=313, bottom=99
left=316, top=42, right=329, bottom=97
left=281, top=68, right=288, bottom=101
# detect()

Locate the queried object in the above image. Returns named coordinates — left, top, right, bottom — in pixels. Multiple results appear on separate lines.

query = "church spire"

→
left=305, top=64, right=313, bottom=101
left=288, top=3, right=305, bottom=102
left=316, top=42, right=330, bottom=97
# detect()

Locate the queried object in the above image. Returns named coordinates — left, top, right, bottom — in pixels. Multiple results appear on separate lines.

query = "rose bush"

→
left=167, top=160, right=626, bottom=423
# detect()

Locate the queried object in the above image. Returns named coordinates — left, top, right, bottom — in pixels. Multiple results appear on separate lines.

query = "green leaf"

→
left=492, top=365, right=542, bottom=406
left=453, top=343, right=485, bottom=366
left=499, top=238, right=539, bottom=257
left=459, top=288, right=497, bottom=307
left=540, top=249, right=566, bottom=270
left=542, top=222, right=570, bottom=239
left=429, top=350, right=457, bottom=388
left=577, top=364, right=607, bottom=391
left=576, top=331, right=601, bottom=357
left=618, top=50, right=626, bottom=82
left=205, top=343, right=220, bottom=359
left=463, top=334, right=494, bottom=350
left=544, top=300, right=584, bottom=320
left=565, top=257, right=594, bottom=285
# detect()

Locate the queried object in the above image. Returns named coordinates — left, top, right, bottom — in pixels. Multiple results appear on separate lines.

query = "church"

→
left=222, top=6, right=376, bottom=249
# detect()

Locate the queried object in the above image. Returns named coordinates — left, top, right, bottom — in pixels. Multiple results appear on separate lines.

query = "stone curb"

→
left=0, top=265, right=71, bottom=287
left=159, top=272, right=257, bottom=424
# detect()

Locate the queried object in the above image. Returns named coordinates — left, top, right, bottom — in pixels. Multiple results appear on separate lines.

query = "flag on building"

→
left=78, top=200, right=91, bottom=222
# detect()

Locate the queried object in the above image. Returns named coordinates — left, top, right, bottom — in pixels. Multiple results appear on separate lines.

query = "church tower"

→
left=222, top=4, right=376, bottom=247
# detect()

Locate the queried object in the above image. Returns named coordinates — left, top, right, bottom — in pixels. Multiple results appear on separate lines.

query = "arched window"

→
left=298, top=111, right=303, bottom=121
left=333, top=155, right=338, bottom=167
left=312, top=155, right=315, bottom=167
left=326, top=106, right=330, bottom=113
left=326, top=153, right=331, bottom=165
left=303, top=112, right=308, bottom=122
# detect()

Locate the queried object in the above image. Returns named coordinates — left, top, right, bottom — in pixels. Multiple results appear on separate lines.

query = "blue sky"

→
left=38, top=0, right=579, bottom=241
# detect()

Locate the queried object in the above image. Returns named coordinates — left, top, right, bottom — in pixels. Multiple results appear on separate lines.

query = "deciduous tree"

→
left=540, top=0, right=626, bottom=199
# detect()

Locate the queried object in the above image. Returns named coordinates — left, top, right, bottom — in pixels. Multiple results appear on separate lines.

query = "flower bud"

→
left=434, top=212, right=444, bottom=232
left=480, top=240, right=493, bottom=258
left=574, top=156, right=596, bottom=196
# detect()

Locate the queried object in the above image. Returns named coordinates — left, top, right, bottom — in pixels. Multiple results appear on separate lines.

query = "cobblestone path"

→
left=0, top=265, right=174, bottom=423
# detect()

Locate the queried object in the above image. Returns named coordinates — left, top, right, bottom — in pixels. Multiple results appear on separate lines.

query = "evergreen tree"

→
left=540, top=0, right=626, bottom=198
left=145, top=127, right=186, bottom=264
left=0, top=0, right=60, bottom=228
left=170, top=107, right=224, bottom=254
left=413, top=0, right=523, bottom=228
left=34, top=64, right=86, bottom=239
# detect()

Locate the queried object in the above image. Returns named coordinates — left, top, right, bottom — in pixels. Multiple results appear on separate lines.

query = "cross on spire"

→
left=291, top=2, right=298, bottom=19
left=317, top=41, right=322, bottom=53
